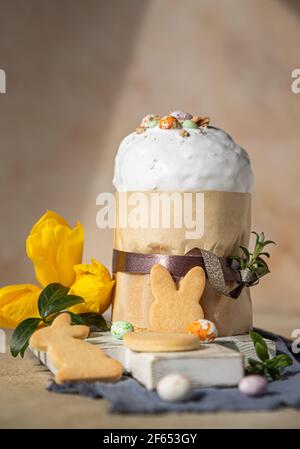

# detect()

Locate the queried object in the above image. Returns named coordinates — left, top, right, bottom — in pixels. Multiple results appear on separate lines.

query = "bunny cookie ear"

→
left=52, top=313, right=89, bottom=339
left=150, top=264, right=177, bottom=300
left=52, top=312, right=72, bottom=327
left=179, top=266, right=206, bottom=303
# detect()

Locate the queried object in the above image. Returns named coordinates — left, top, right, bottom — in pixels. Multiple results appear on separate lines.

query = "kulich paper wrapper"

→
left=112, top=191, right=252, bottom=337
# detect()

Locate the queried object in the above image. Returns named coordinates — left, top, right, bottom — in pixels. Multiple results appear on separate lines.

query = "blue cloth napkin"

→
left=48, top=329, right=300, bottom=414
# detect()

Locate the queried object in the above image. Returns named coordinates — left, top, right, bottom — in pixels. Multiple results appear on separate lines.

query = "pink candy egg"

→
left=238, top=375, right=268, bottom=397
left=170, top=110, right=193, bottom=121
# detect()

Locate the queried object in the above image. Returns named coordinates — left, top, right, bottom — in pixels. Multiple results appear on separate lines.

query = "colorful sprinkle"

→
left=179, top=129, right=190, bottom=138
left=136, top=126, right=146, bottom=134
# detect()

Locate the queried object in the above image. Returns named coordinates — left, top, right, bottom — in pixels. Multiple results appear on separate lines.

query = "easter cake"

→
left=112, top=111, right=253, bottom=337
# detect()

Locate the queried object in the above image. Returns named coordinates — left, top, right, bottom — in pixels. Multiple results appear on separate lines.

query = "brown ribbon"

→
left=112, top=247, right=259, bottom=299
left=113, top=248, right=238, bottom=281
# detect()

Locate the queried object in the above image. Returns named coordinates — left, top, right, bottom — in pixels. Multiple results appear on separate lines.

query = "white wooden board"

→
left=31, top=333, right=276, bottom=390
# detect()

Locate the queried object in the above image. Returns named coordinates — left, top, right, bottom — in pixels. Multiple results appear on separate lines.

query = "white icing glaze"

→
left=113, top=126, right=253, bottom=193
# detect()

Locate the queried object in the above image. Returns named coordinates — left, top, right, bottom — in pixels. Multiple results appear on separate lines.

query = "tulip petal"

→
left=27, top=225, right=61, bottom=286
left=0, top=284, right=40, bottom=328
left=56, top=222, right=84, bottom=287
left=26, top=217, right=62, bottom=286
left=29, top=210, right=69, bottom=235
left=69, top=259, right=114, bottom=315
left=26, top=211, right=84, bottom=288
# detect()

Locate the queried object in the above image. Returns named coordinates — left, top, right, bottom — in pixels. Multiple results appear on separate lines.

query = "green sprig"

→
left=246, top=331, right=292, bottom=380
left=231, top=231, right=276, bottom=277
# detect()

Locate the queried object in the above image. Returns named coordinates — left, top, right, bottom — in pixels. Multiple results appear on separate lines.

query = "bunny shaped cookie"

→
left=149, top=264, right=206, bottom=333
left=29, top=313, right=123, bottom=384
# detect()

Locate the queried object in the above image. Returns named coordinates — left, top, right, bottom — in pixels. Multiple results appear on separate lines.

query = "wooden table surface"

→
left=1, top=318, right=300, bottom=429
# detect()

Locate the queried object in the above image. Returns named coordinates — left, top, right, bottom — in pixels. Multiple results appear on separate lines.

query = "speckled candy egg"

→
left=187, top=319, right=218, bottom=342
left=157, top=373, right=192, bottom=402
left=159, top=115, right=181, bottom=129
left=170, top=110, right=193, bottom=121
left=111, top=321, right=134, bottom=340
left=238, top=375, right=268, bottom=397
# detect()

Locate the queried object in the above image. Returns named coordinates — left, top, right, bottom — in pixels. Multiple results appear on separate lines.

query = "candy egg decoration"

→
left=181, top=119, right=199, bottom=129
left=157, top=373, right=192, bottom=402
left=159, top=115, right=181, bottom=129
left=187, top=319, right=218, bottom=342
left=111, top=320, right=134, bottom=340
left=170, top=110, right=193, bottom=121
left=238, top=375, right=268, bottom=397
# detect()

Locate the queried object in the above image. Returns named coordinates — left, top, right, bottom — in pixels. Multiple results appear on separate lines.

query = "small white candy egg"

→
left=238, top=375, right=268, bottom=397
left=157, top=373, right=192, bottom=402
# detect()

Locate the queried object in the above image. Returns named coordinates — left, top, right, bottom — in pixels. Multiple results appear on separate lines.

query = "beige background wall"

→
left=0, top=0, right=299, bottom=336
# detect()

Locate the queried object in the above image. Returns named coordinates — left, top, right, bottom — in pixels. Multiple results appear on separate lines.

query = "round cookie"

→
left=123, top=331, right=201, bottom=352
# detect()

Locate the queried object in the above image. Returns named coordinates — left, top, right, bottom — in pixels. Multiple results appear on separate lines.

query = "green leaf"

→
left=251, top=231, right=260, bottom=244
left=42, top=295, right=85, bottom=318
left=252, top=242, right=264, bottom=260
left=266, top=354, right=293, bottom=370
left=245, top=358, right=265, bottom=375
left=263, top=240, right=276, bottom=247
left=239, top=246, right=250, bottom=261
left=38, top=283, right=70, bottom=319
left=10, top=318, right=42, bottom=358
left=67, top=312, right=86, bottom=325
left=256, top=256, right=269, bottom=266
left=78, top=313, right=109, bottom=331
left=247, top=358, right=265, bottom=370
left=255, top=341, right=270, bottom=362
left=254, top=258, right=270, bottom=275
left=44, top=311, right=107, bottom=334
left=250, top=331, right=269, bottom=361
left=268, top=367, right=281, bottom=381
left=260, top=252, right=270, bottom=258
left=247, top=357, right=260, bottom=367
left=250, top=331, right=268, bottom=349
left=44, top=311, right=85, bottom=326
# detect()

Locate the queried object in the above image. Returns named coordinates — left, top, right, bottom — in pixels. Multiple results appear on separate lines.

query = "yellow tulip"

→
left=69, top=259, right=115, bottom=315
left=0, top=284, right=40, bottom=328
left=0, top=211, right=113, bottom=329
left=26, top=210, right=84, bottom=288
